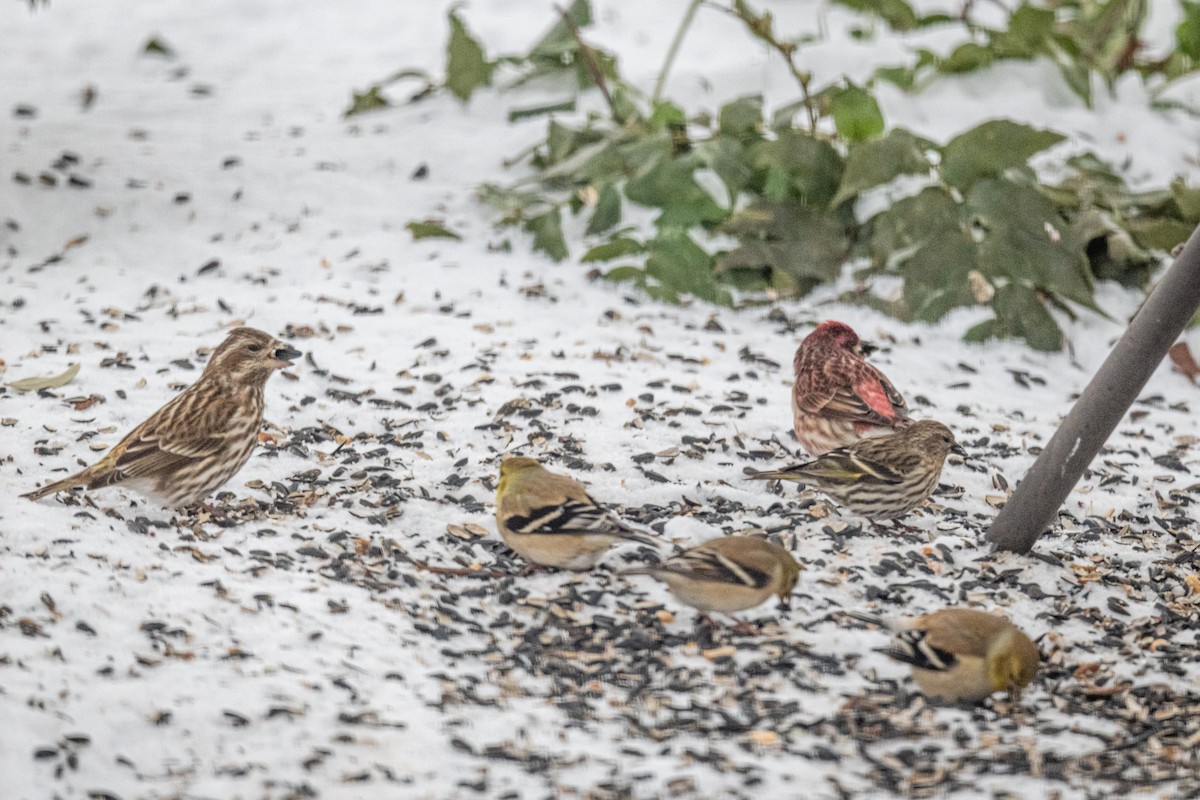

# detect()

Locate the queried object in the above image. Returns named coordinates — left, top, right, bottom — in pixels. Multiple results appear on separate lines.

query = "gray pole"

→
left=986, top=228, right=1200, bottom=553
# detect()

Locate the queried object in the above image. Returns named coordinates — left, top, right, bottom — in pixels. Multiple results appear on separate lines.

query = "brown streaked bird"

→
left=23, top=327, right=300, bottom=508
left=792, top=320, right=909, bottom=456
left=852, top=608, right=1040, bottom=703
left=621, top=536, right=800, bottom=628
left=494, top=456, right=660, bottom=570
left=747, top=419, right=962, bottom=521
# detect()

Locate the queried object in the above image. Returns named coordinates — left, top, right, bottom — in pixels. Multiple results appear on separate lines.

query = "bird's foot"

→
left=725, top=615, right=762, bottom=636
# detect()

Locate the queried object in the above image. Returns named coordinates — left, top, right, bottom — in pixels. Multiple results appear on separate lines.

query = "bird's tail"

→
left=618, top=566, right=664, bottom=578
left=843, top=610, right=907, bottom=632
left=22, top=472, right=87, bottom=502
left=743, top=465, right=810, bottom=483
left=619, top=527, right=663, bottom=547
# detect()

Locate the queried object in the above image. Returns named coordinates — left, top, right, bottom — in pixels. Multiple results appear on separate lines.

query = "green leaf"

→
left=603, top=265, right=645, bottom=284
left=829, top=85, right=884, bottom=142
left=1171, top=178, right=1200, bottom=221
left=831, top=0, right=918, bottom=31
left=624, top=155, right=726, bottom=228
left=868, top=186, right=961, bottom=267
left=1179, top=1, right=1200, bottom=59
left=528, top=0, right=593, bottom=58
left=899, top=231, right=980, bottom=321
left=966, top=284, right=1064, bottom=351
left=718, top=95, right=763, bottom=140
left=644, top=231, right=731, bottom=305
left=7, top=362, right=80, bottom=392
left=508, top=98, right=576, bottom=122
left=648, top=101, right=687, bottom=131
left=524, top=210, right=568, bottom=261
left=994, top=5, right=1056, bottom=57
left=1126, top=217, right=1194, bottom=252
left=585, top=184, right=622, bottom=235
left=705, top=136, right=754, bottom=202
left=752, top=132, right=844, bottom=207
left=940, top=119, right=1065, bottom=190
left=345, top=86, right=390, bottom=118
left=405, top=220, right=463, bottom=241
left=966, top=179, right=1099, bottom=312
left=874, top=65, right=918, bottom=90
left=581, top=236, right=642, bottom=262
left=719, top=201, right=850, bottom=284
left=831, top=128, right=931, bottom=207
left=142, top=37, right=175, bottom=58
left=446, top=10, right=494, bottom=102
left=939, top=42, right=994, bottom=73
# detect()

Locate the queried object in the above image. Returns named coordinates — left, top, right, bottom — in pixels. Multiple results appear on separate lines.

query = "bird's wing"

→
left=798, top=356, right=905, bottom=426
left=100, top=390, right=242, bottom=483
left=788, top=447, right=908, bottom=486
left=918, top=611, right=1008, bottom=659
left=883, top=628, right=960, bottom=672
left=502, top=493, right=655, bottom=544
left=653, top=546, right=773, bottom=589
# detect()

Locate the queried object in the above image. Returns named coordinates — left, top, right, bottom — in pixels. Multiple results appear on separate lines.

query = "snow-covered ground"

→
left=2, top=1, right=1199, bottom=798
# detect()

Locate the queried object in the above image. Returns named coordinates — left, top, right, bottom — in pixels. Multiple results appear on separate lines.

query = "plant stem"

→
left=705, top=0, right=818, bottom=132
left=652, top=0, right=704, bottom=105
left=555, top=4, right=617, bottom=118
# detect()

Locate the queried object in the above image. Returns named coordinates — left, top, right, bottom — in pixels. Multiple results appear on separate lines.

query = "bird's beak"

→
left=950, top=443, right=967, bottom=458
left=272, top=344, right=302, bottom=366
left=858, top=340, right=878, bottom=356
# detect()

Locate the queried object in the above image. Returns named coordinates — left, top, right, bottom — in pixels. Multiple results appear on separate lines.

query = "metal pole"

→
left=986, top=228, right=1200, bottom=553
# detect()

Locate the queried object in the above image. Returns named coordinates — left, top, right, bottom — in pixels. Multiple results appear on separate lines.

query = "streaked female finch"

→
left=855, top=608, right=1040, bottom=703
left=792, top=320, right=909, bottom=456
left=494, top=456, right=659, bottom=570
left=621, top=535, right=800, bottom=626
left=23, top=327, right=300, bottom=508
left=747, top=419, right=962, bottom=521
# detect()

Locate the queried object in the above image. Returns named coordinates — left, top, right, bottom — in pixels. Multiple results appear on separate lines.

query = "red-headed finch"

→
left=23, top=327, right=300, bottom=508
left=747, top=419, right=961, bottom=521
left=494, top=456, right=659, bottom=570
left=792, top=320, right=909, bottom=456
left=853, top=608, right=1040, bottom=703
left=621, top=536, right=800, bottom=625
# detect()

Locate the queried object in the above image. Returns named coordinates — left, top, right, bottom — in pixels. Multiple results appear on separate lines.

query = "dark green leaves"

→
left=525, top=210, right=568, bottom=261
left=406, top=220, right=463, bottom=241
left=386, top=2, right=1194, bottom=353
left=719, top=201, right=851, bottom=291
left=940, top=120, right=1064, bottom=189
left=644, top=232, right=731, bottom=305
left=1179, top=1, right=1200, bottom=58
left=832, top=129, right=930, bottom=207
left=966, top=284, right=1064, bottom=351
left=829, top=85, right=884, bottom=142
left=624, top=156, right=726, bottom=229
left=446, top=10, right=494, bottom=101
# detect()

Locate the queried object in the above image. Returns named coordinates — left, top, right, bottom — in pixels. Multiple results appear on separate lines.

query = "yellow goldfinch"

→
left=494, top=456, right=658, bottom=570
left=856, top=608, right=1040, bottom=702
left=621, top=536, right=800, bottom=626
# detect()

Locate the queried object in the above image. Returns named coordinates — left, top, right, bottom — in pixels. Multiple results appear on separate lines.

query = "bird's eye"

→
left=247, top=344, right=262, bottom=353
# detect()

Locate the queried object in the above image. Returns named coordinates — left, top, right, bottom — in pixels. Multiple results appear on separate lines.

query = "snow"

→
left=2, top=1, right=1199, bottom=799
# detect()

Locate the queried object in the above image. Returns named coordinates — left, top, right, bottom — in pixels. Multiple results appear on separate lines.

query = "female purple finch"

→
left=748, top=419, right=961, bottom=521
left=23, top=327, right=300, bottom=509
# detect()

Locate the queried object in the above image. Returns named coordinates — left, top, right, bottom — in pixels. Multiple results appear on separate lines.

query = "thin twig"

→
left=652, top=0, right=704, bottom=105
left=704, top=1, right=817, bottom=131
left=554, top=4, right=616, bottom=118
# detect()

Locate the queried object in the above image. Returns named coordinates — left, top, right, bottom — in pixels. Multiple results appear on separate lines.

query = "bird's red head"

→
left=809, top=320, right=860, bottom=350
